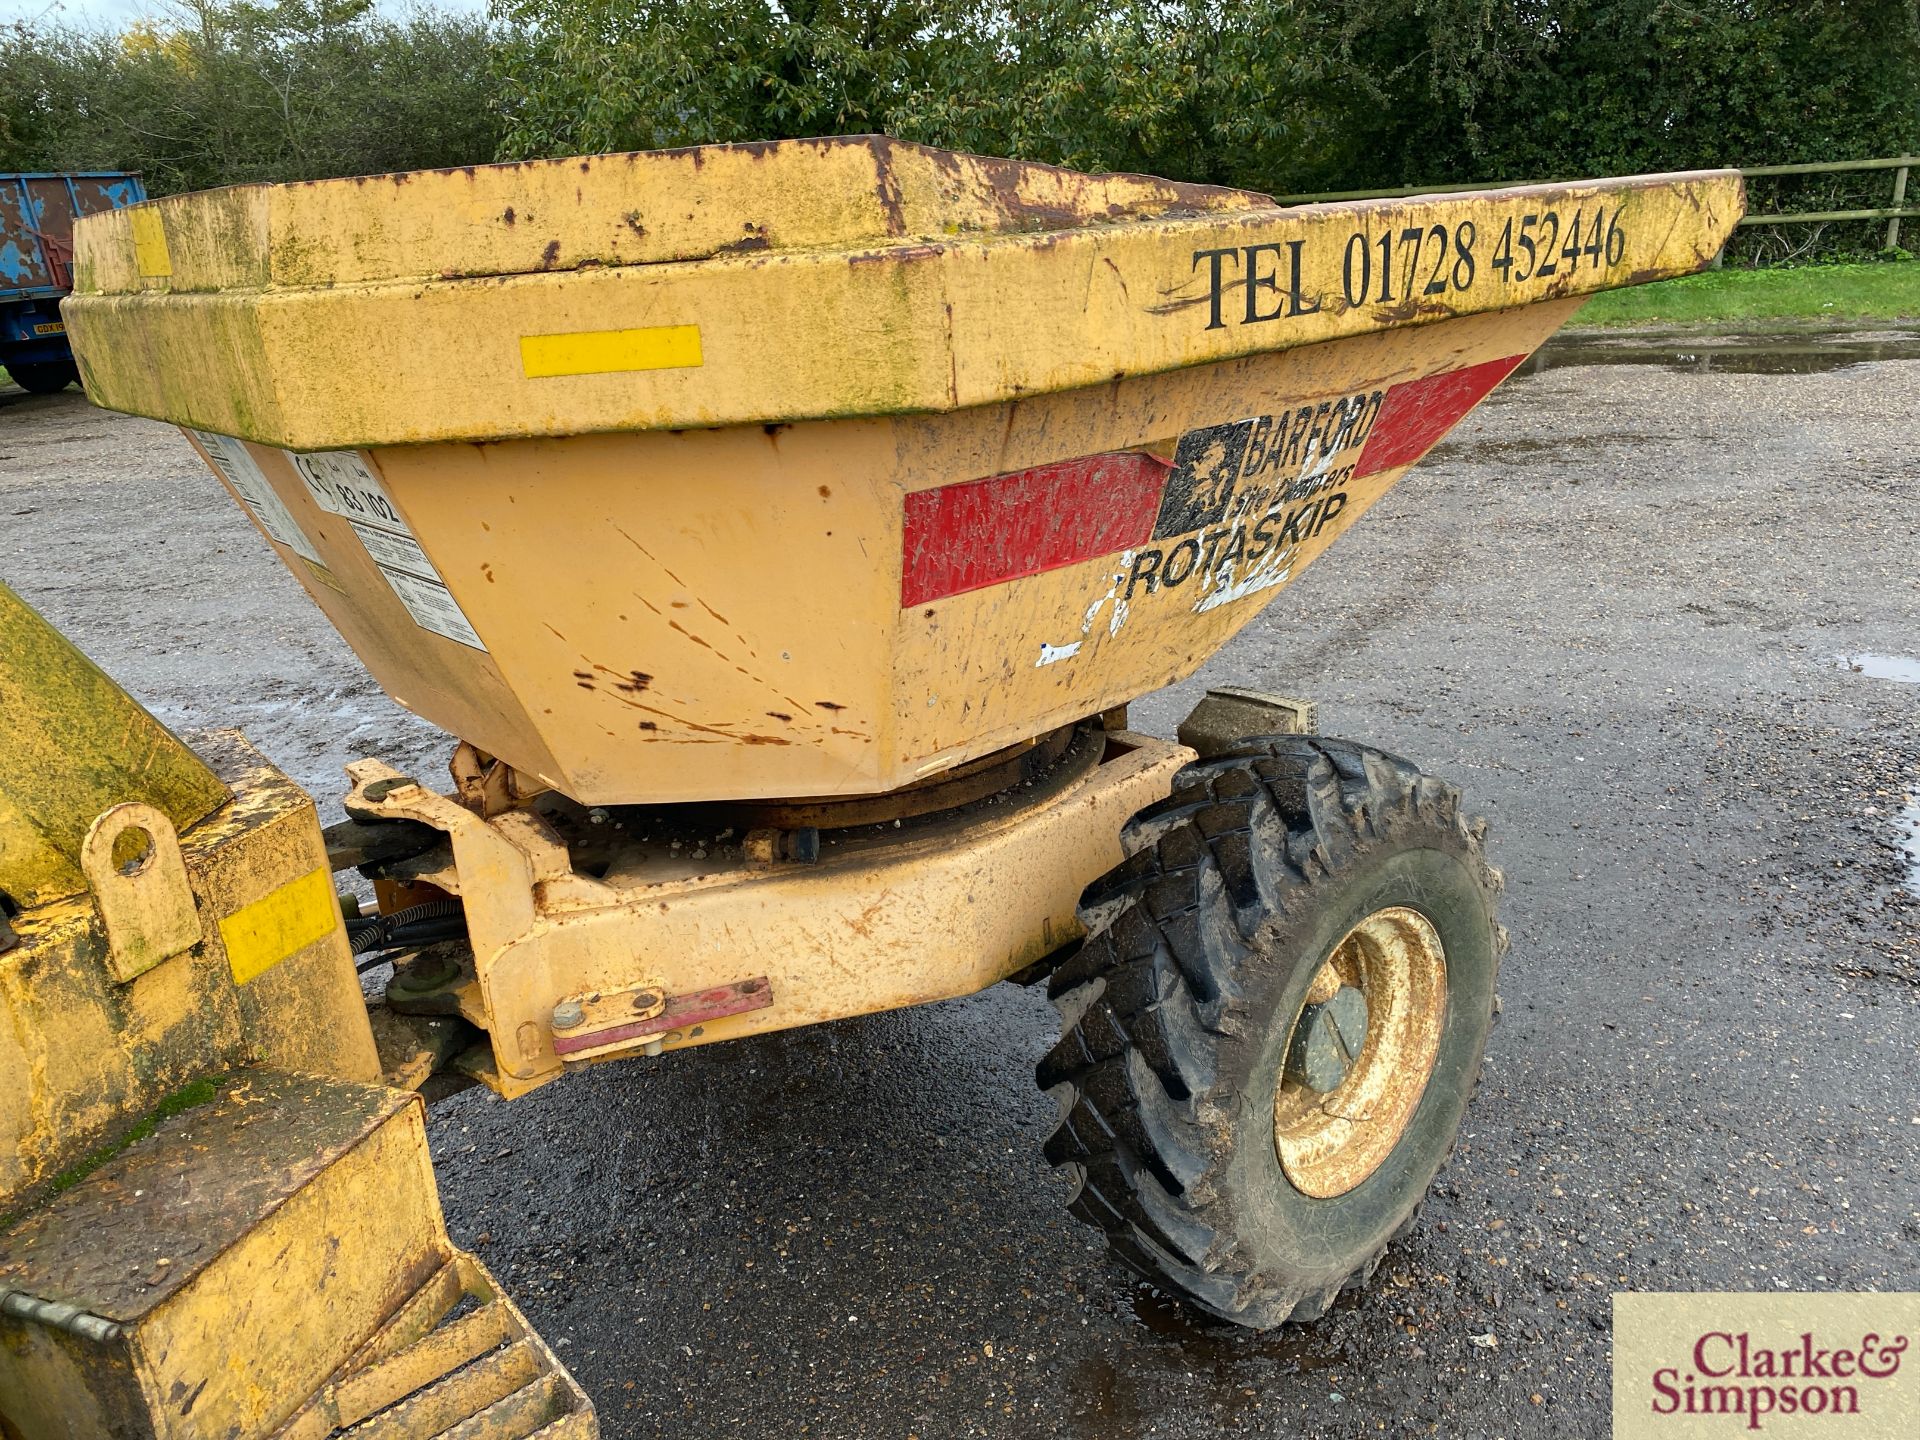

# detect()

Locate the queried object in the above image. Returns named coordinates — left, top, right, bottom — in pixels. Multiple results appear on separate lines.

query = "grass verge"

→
left=1575, top=260, right=1920, bottom=327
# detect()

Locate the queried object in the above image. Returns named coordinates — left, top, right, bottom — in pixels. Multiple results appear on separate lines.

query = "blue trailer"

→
left=2, top=171, right=147, bottom=394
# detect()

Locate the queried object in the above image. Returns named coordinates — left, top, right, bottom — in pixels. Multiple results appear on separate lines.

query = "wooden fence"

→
left=1277, top=156, right=1918, bottom=251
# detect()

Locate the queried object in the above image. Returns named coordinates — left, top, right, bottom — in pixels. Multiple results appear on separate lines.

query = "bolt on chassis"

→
left=4, top=138, right=1741, bottom=1435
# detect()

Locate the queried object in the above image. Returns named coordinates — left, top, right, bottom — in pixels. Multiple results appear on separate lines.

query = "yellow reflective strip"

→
left=218, top=866, right=338, bottom=984
left=519, top=324, right=702, bottom=378
left=128, top=209, right=172, bottom=278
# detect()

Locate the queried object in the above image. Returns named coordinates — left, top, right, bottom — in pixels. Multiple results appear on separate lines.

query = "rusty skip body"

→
left=60, top=140, right=1741, bottom=811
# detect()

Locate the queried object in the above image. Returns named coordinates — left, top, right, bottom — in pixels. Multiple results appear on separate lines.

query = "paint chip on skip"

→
left=1037, top=640, right=1081, bottom=666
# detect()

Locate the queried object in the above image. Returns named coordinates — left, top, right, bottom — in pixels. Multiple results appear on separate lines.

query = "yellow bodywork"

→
left=0, top=590, right=596, bottom=1438
left=0, top=1074, right=592, bottom=1440
left=64, top=139, right=1736, bottom=447
left=22, top=139, right=1746, bottom=1427
left=0, top=723, right=378, bottom=1208
left=348, top=730, right=1188, bottom=1096
left=152, top=301, right=1574, bottom=804
left=63, top=140, right=1740, bottom=806
left=0, top=580, right=230, bottom=908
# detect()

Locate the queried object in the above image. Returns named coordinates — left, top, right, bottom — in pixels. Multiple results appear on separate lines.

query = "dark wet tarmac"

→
left=4, top=333, right=1917, bottom=1439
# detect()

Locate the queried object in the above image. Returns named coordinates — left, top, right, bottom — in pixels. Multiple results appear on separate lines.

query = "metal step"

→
left=275, top=1252, right=595, bottom=1439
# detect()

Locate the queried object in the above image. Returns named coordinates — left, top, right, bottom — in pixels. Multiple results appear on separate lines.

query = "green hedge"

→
left=4, top=0, right=1915, bottom=263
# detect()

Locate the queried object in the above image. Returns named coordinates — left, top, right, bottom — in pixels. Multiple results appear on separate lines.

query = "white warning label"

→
left=288, top=449, right=487, bottom=652
left=379, top=568, right=485, bottom=650
left=350, top=521, right=435, bottom=577
left=291, top=449, right=408, bottom=530
left=187, top=428, right=322, bottom=565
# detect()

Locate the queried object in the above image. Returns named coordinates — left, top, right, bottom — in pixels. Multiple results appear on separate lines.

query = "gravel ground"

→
left=3, top=334, right=1916, bottom=1438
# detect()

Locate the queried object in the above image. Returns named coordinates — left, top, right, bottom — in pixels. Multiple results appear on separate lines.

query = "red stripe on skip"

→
left=901, top=452, right=1170, bottom=607
left=1355, top=354, right=1528, bottom=479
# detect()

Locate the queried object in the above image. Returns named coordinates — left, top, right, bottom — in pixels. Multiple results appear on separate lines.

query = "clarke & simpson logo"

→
left=1649, top=1330, right=1908, bottom=1430
left=1615, top=1295, right=1920, bottom=1438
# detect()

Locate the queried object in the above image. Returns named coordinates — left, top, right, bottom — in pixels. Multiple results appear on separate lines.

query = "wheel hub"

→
left=1284, top=984, right=1369, bottom=1093
left=1273, top=906, right=1448, bottom=1199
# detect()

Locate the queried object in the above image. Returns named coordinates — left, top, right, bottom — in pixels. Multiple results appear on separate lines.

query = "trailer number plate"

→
left=32, top=322, right=64, bottom=335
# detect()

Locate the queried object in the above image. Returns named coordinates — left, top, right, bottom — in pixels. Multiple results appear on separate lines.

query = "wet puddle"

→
left=1836, top=654, right=1920, bottom=684
left=1127, top=1282, right=1345, bottom=1369
left=1833, top=656, right=1920, bottom=896
left=1525, top=332, right=1920, bottom=376
left=1059, top=1285, right=1358, bottom=1437
left=1900, top=801, right=1920, bottom=898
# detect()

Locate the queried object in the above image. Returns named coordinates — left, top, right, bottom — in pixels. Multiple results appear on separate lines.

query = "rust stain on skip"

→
left=850, top=242, right=945, bottom=267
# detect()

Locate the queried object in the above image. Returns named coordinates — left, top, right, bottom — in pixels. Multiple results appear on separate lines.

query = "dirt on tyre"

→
left=1038, top=735, right=1506, bottom=1328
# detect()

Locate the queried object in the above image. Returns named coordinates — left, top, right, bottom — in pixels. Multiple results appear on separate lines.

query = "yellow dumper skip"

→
left=29, top=137, right=1750, bottom=1389
left=64, top=139, right=1742, bottom=807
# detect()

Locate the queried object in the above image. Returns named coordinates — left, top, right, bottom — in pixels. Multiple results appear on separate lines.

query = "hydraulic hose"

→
left=346, top=898, right=468, bottom=969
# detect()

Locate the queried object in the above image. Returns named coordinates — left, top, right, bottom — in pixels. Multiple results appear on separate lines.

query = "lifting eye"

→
left=112, top=824, right=154, bottom=876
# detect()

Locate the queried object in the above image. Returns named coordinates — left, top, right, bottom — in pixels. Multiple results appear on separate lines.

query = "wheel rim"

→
left=1273, top=906, right=1448, bottom=1199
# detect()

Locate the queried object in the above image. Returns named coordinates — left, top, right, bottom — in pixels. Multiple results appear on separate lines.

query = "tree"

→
left=3, top=0, right=1913, bottom=262
left=492, top=0, right=965, bottom=157
left=0, top=0, right=502, bottom=193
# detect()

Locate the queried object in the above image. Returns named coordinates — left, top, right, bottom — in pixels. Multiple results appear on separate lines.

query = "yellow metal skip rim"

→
left=61, top=152, right=1743, bottom=450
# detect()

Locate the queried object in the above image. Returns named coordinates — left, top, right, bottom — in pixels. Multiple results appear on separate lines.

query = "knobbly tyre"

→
left=0, top=138, right=1742, bottom=1436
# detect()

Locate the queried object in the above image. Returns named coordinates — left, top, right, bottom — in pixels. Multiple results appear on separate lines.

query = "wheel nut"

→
left=551, top=999, right=586, bottom=1030
left=1285, top=985, right=1369, bottom=1093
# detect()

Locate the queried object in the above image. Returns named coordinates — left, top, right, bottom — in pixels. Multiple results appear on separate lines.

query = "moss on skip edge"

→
left=0, top=1075, right=225, bottom=1234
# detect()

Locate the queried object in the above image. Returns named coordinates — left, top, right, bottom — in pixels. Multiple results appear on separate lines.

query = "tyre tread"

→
left=1039, top=735, right=1502, bottom=1327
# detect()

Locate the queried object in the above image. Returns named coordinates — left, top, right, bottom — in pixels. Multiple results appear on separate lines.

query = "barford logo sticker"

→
left=897, top=355, right=1527, bottom=650
left=1150, top=389, right=1380, bottom=540
left=1615, top=1294, right=1919, bottom=1437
